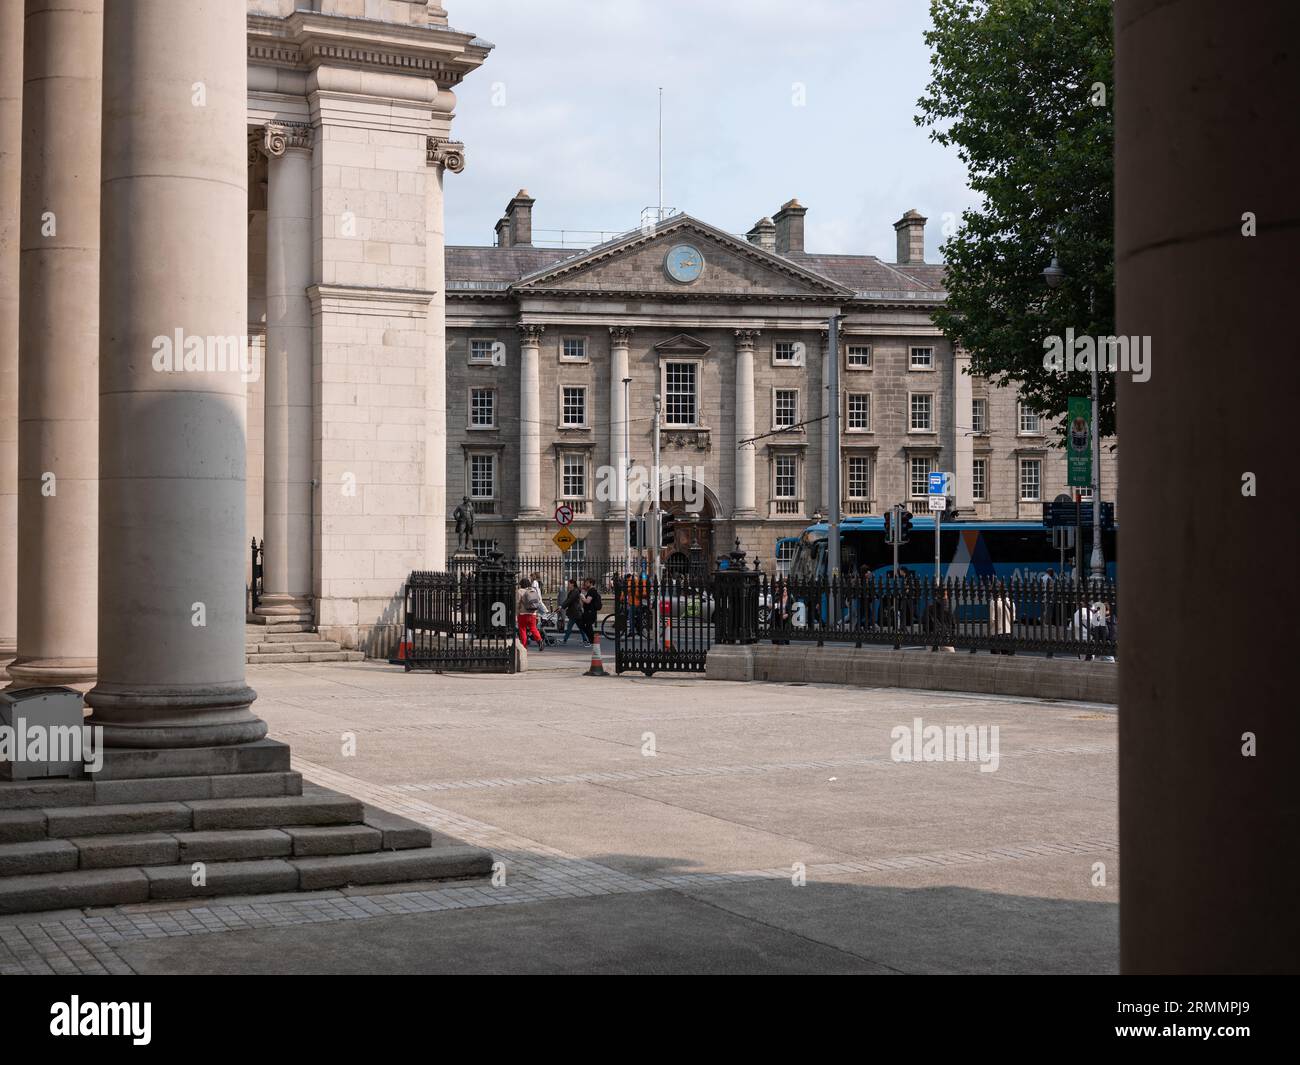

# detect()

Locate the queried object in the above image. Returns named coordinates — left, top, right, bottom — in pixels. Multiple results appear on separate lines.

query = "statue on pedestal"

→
left=453, top=496, right=476, bottom=552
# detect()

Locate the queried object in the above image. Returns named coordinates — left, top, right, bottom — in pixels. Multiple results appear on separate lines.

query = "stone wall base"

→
left=706, top=643, right=1117, bottom=704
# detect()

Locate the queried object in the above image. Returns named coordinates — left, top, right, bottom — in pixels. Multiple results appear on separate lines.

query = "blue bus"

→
left=788, top=515, right=1117, bottom=584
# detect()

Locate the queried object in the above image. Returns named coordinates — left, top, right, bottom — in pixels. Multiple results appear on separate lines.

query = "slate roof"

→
left=445, top=241, right=947, bottom=297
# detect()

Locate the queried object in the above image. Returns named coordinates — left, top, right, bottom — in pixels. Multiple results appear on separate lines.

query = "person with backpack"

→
left=516, top=578, right=544, bottom=651
left=560, top=578, right=587, bottom=646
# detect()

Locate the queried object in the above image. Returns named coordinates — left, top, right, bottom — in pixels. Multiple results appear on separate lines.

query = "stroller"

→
left=536, top=605, right=562, bottom=646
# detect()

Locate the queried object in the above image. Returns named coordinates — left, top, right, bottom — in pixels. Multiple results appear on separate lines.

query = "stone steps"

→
left=244, top=625, right=364, bottom=664
left=0, top=777, right=493, bottom=914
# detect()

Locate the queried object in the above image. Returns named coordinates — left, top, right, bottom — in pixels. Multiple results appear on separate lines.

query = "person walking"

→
left=925, top=587, right=956, bottom=652
left=578, top=577, right=601, bottom=646
left=516, top=578, right=544, bottom=652
left=560, top=578, right=586, bottom=645
left=771, top=576, right=792, bottom=644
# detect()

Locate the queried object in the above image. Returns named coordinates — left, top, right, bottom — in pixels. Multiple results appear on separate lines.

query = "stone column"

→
left=609, top=327, right=633, bottom=519
left=0, top=0, right=21, bottom=673
left=733, top=329, right=758, bottom=516
left=953, top=345, right=973, bottom=510
left=1115, top=0, right=1296, bottom=972
left=7, top=0, right=102, bottom=689
left=518, top=323, right=544, bottom=514
left=426, top=131, right=463, bottom=571
left=256, top=121, right=314, bottom=622
left=819, top=330, right=831, bottom=514
left=86, top=0, right=263, bottom=747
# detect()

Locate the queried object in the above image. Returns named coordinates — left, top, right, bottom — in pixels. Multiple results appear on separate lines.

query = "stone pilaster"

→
left=425, top=127, right=464, bottom=571
left=0, top=0, right=21, bottom=673
left=518, top=323, right=544, bottom=515
left=733, top=329, right=759, bottom=516
left=86, top=0, right=262, bottom=746
left=819, top=329, right=831, bottom=514
left=953, top=344, right=974, bottom=510
left=609, top=326, right=633, bottom=518
left=256, top=121, right=314, bottom=622
left=8, top=0, right=102, bottom=690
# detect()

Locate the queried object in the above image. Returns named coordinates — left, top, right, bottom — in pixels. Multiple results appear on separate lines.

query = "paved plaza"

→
left=0, top=650, right=1118, bottom=975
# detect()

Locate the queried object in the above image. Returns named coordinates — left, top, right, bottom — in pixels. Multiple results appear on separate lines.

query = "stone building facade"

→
left=444, top=197, right=1118, bottom=570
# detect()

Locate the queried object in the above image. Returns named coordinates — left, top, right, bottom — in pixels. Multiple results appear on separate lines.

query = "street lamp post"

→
left=622, top=376, right=632, bottom=567
left=1043, top=255, right=1105, bottom=580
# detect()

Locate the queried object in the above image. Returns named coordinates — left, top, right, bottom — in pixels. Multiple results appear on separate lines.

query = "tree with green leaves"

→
left=917, top=0, right=1115, bottom=440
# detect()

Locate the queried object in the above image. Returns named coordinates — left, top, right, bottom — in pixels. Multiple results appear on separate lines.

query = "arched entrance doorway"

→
left=658, top=476, right=716, bottom=576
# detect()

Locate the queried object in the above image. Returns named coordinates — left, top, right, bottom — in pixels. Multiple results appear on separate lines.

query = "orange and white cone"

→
left=392, top=626, right=414, bottom=664
left=584, top=631, right=607, bottom=676
left=663, top=616, right=672, bottom=651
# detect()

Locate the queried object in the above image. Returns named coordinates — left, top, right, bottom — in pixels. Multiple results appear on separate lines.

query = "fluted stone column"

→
left=733, top=329, right=758, bottom=516
left=86, top=0, right=263, bottom=748
left=518, top=324, right=543, bottom=514
left=0, top=1, right=21, bottom=673
left=256, top=121, right=313, bottom=622
left=8, top=0, right=102, bottom=690
left=609, top=327, right=632, bottom=518
left=426, top=130, right=463, bottom=570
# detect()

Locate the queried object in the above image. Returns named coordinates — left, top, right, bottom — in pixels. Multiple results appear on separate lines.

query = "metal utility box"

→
left=0, top=686, right=87, bottom=780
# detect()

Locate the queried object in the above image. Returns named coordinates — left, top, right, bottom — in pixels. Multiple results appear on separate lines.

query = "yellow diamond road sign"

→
left=552, top=527, right=577, bottom=552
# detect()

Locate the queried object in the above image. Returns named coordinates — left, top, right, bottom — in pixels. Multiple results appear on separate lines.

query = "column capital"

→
left=609, top=326, right=634, bottom=346
left=517, top=323, right=545, bottom=345
left=427, top=136, right=466, bottom=174
left=734, top=328, right=760, bottom=351
left=261, top=121, right=313, bottom=157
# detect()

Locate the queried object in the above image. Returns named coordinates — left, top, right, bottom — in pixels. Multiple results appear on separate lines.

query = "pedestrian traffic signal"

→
left=900, top=510, right=914, bottom=542
left=660, top=512, right=676, bottom=547
left=883, top=510, right=892, bottom=541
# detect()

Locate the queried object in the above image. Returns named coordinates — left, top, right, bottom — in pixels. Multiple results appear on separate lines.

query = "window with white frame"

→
left=561, top=452, right=587, bottom=499
left=846, top=455, right=873, bottom=500
left=1018, top=403, right=1042, bottom=434
left=776, top=538, right=796, bottom=574
left=561, top=386, right=587, bottom=427
left=468, top=453, right=495, bottom=499
left=773, top=389, right=798, bottom=429
left=846, top=392, right=871, bottom=432
left=910, top=345, right=935, bottom=369
left=910, top=455, right=935, bottom=498
left=846, top=344, right=872, bottom=369
left=773, top=454, right=798, bottom=499
left=773, top=340, right=798, bottom=364
left=971, top=398, right=988, bottom=434
left=972, top=458, right=987, bottom=501
left=561, top=337, right=587, bottom=361
left=1077, top=486, right=1094, bottom=501
left=472, top=538, right=497, bottom=559
left=663, top=361, right=698, bottom=426
left=909, top=392, right=933, bottom=431
left=469, top=388, right=495, bottom=428
left=469, top=338, right=497, bottom=363
left=1019, top=458, right=1042, bottom=501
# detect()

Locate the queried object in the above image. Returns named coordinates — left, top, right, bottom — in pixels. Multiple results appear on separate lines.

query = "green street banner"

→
left=1067, top=397, right=1092, bottom=488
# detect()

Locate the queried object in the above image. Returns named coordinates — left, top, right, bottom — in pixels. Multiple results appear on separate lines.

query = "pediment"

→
left=512, top=215, right=851, bottom=301
left=654, top=333, right=711, bottom=355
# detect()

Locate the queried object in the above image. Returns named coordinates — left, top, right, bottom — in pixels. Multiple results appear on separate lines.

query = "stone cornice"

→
left=247, top=10, right=491, bottom=86
left=307, top=284, right=435, bottom=318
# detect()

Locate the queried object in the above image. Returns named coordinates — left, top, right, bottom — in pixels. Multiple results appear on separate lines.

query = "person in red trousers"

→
left=516, top=578, right=544, bottom=650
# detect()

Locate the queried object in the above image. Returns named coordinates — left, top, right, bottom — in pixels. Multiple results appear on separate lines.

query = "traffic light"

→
left=900, top=510, right=913, bottom=542
left=660, top=512, right=676, bottom=547
left=883, top=510, right=892, bottom=542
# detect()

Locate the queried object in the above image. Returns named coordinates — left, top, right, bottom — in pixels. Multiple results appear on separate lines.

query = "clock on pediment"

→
left=664, top=243, right=705, bottom=284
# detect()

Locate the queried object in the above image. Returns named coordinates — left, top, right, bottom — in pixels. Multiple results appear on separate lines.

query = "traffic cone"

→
left=390, top=627, right=414, bottom=665
left=584, top=631, right=607, bottom=676
left=663, top=615, right=672, bottom=651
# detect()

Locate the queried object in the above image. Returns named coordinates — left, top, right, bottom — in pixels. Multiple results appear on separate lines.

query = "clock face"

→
left=664, top=244, right=705, bottom=283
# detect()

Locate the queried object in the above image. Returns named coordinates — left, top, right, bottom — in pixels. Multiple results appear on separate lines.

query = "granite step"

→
left=250, top=641, right=344, bottom=654
left=247, top=650, right=365, bottom=664
left=0, top=843, right=493, bottom=913
left=0, top=771, right=302, bottom=811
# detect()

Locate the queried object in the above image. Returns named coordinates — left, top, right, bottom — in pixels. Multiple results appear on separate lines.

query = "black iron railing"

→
left=716, top=573, right=1116, bottom=658
left=612, top=575, right=714, bottom=676
left=248, top=538, right=264, bottom=613
left=401, top=567, right=517, bottom=673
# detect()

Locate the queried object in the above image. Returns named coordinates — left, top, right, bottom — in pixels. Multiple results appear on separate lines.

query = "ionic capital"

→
left=428, top=136, right=466, bottom=174
left=262, top=121, right=313, bottom=157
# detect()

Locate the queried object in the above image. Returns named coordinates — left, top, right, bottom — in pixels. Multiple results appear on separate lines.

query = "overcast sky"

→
left=444, top=0, right=979, bottom=261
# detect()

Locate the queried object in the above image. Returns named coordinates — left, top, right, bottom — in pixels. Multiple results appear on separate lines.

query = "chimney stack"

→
left=773, top=198, right=807, bottom=255
left=746, top=216, right=776, bottom=251
left=894, top=209, right=926, bottom=265
left=505, top=188, right=535, bottom=247
left=494, top=216, right=511, bottom=248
